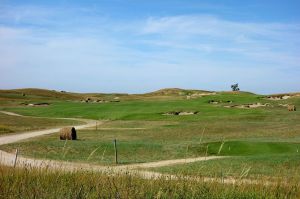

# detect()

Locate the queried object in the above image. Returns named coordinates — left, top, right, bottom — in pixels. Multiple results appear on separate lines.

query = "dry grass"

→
left=0, top=112, right=82, bottom=135
left=0, top=165, right=299, bottom=199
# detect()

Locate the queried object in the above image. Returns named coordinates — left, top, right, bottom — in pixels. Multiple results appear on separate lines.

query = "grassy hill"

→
left=1, top=87, right=300, bottom=197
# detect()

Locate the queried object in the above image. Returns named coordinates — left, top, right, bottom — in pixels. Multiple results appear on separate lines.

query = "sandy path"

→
left=119, top=156, right=225, bottom=169
left=0, top=111, right=23, bottom=116
left=0, top=149, right=264, bottom=185
left=0, top=111, right=261, bottom=185
left=0, top=121, right=96, bottom=145
left=93, top=127, right=146, bottom=130
left=0, top=111, right=223, bottom=169
left=0, top=149, right=223, bottom=183
left=0, top=111, right=97, bottom=145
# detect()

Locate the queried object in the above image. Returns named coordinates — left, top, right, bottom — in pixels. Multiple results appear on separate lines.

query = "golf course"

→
left=0, top=88, right=299, bottom=198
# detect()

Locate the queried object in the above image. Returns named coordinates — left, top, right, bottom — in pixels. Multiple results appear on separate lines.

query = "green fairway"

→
left=1, top=92, right=272, bottom=120
left=197, top=141, right=300, bottom=156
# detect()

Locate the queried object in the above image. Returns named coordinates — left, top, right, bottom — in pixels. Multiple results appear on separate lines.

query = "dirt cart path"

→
left=0, top=111, right=260, bottom=185
left=0, top=111, right=97, bottom=145
left=0, top=111, right=223, bottom=169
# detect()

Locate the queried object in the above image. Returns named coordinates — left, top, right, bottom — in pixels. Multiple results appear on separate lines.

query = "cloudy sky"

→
left=0, top=0, right=299, bottom=94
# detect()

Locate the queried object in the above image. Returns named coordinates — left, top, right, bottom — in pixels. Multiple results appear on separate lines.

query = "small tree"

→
left=231, top=83, right=240, bottom=91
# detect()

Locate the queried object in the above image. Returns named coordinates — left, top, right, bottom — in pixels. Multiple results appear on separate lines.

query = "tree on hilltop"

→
left=231, top=83, right=240, bottom=91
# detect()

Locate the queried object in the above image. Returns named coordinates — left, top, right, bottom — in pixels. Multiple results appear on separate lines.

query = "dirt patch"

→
left=265, top=95, right=291, bottom=100
left=162, top=111, right=198, bottom=116
left=95, top=99, right=108, bottom=103
left=186, top=92, right=217, bottom=99
left=224, top=103, right=271, bottom=109
left=110, top=100, right=120, bottom=103
left=279, top=104, right=289, bottom=107
left=21, top=102, right=50, bottom=107
left=209, top=100, right=232, bottom=104
left=81, top=98, right=120, bottom=103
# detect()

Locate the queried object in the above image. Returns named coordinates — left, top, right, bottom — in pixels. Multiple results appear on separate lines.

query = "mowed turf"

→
left=148, top=140, right=300, bottom=178
left=0, top=89, right=300, bottom=179
left=1, top=92, right=270, bottom=120
left=196, top=141, right=300, bottom=156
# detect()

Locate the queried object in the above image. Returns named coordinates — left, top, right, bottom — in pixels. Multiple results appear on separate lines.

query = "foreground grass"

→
left=0, top=165, right=299, bottom=199
left=0, top=112, right=82, bottom=135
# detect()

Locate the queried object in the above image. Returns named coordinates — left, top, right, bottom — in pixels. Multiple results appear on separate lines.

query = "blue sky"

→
left=0, top=0, right=299, bottom=94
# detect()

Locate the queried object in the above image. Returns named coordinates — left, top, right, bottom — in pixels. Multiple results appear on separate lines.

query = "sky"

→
left=0, top=0, right=300, bottom=94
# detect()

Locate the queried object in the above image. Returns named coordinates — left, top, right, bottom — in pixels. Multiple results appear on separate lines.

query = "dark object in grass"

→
left=288, top=105, right=296, bottom=111
left=208, top=100, right=232, bottom=104
left=59, top=127, right=77, bottom=140
left=33, top=102, right=50, bottom=106
left=163, top=111, right=198, bottom=116
left=85, top=98, right=91, bottom=103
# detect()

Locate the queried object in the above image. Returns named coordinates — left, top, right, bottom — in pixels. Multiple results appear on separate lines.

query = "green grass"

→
left=0, top=112, right=82, bottom=135
left=1, top=92, right=273, bottom=120
left=1, top=89, right=300, bottom=189
left=195, top=141, right=300, bottom=156
left=2, top=127, right=300, bottom=166
left=1, top=165, right=299, bottom=199
left=0, top=127, right=207, bottom=164
left=150, top=154, right=300, bottom=179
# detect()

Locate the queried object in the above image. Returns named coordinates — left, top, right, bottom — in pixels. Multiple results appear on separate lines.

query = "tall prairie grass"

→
left=0, top=165, right=299, bottom=199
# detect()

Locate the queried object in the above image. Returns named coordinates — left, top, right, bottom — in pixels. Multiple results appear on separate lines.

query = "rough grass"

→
left=0, top=112, right=82, bottom=135
left=0, top=128, right=204, bottom=164
left=2, top=128, right=300, bottom=168
left=193, top=141, right=300, bottom=156
left=149, top=155, right=300, bottom=179
left=0, top=165, right=299, bottom=199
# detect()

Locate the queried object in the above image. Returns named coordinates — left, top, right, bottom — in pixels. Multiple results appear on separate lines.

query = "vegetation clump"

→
left=0, top=166, right=299, bottom=199
left=231, top=83, right=240, bottom=91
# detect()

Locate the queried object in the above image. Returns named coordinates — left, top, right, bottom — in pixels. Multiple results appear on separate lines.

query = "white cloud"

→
left=139, top=15, right=300, bottom=68
left=0, top=8, right=299, bottom=93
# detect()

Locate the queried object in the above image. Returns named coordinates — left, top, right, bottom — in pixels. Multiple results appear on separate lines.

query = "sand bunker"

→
left=21, top=102, right=50, bottom=107
left=224, top=103, right=271, bottom=109
left=279, top=104, right=296, bottom=111
left=265, top=95, right=290, bottom=100
left=208, top=100, right=232, bottom=104
left=162, top=111, right=198, bottom=116
left=186, top=92, right=217, bottom=99
left=81, top=99, right=120, bottom=103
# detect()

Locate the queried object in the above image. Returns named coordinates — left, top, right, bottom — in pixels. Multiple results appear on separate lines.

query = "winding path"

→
left=0, top=111, right=263, bottom=185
